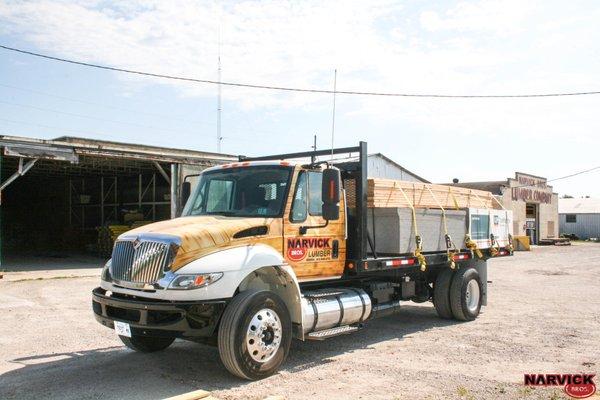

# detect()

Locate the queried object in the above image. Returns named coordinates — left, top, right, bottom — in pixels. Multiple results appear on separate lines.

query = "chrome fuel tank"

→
left=301, top=288, right=372, bottom=334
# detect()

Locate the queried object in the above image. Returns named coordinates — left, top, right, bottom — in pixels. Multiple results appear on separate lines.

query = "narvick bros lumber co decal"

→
left=524, top=374, right=596, bottom=398
left=286, top=237, right=332, bottom=262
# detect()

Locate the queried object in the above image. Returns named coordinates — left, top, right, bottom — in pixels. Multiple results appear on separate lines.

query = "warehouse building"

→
left=0, top=135, right=235, bottom=269
left=363, top=153, right=429, bottom=182
left=559, top=198, right=600, bottom=239
left=448, top=172, right=559, bottom=244
left=333, top=153, right=429, bottom=183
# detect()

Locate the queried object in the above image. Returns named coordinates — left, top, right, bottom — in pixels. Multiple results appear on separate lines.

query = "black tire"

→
left=218, top=290, right=292, bottom=380
left=411, top=281, right=431, bottom=303
left=433, top=268, right=454, bottom=319
left=449, top=267, right=483, bottom=321
left=119, top=334, right=175, bottom=352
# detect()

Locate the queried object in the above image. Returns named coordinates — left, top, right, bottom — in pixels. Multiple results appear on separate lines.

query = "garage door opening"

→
left=0, top=136, right=234, bottom=273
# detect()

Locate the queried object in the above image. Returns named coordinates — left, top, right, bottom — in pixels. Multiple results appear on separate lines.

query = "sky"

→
left=1, top=0, right=599, bottom=197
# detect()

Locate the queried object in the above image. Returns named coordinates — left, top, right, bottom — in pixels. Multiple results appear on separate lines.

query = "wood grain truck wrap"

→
left=92, top=142, right=513, bottom=380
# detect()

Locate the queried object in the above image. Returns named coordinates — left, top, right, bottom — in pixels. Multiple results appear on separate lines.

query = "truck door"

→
left=283, top=169, right=346, bottom=281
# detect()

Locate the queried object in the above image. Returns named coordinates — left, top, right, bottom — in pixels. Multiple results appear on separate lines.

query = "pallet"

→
left=346, top=179, right=500, bottom=210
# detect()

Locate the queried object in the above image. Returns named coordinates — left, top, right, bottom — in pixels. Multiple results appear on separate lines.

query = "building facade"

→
left=559, top=198, right=600, bottom=239
left=365, top=153, right=429, bottom=183
left=449, top=172, right=559, bottom=244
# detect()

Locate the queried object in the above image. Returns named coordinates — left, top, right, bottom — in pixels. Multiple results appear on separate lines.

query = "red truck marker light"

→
left=386, top=258, right=416, bottom=267
left=453, top=253, right=471, bottom=261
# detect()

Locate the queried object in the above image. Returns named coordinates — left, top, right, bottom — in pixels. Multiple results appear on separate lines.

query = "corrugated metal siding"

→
left=559, top=213, right=600, bottom=239
left=368, top=157, right=425, bottom=182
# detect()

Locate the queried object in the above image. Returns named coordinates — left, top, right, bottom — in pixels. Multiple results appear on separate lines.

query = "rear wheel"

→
left=449, top=267, right=482, bottom=321
left=119, top=335, right=175, bottom=352
left=433, top=268, right=454, bottom=319
left=218, top=290, right=292, bottom=380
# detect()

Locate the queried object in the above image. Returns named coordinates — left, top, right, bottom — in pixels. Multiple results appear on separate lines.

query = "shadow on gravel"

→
left=1, top=252, right=105, bottom=272
left=0, top=305, right=458, bottom=400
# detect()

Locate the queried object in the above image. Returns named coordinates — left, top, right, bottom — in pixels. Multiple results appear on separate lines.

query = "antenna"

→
left=330, top=69, right=337, bottom=160
left=216, top=24, right=223, bottom=153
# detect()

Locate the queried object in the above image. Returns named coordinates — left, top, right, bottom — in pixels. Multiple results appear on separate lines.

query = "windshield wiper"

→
left=203, top=211, right=239, bottom=216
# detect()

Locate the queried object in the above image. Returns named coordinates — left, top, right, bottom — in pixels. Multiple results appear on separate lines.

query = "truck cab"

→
left=92, top=142, right=513, bottom=380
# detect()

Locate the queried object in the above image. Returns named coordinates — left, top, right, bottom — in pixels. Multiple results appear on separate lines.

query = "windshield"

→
left=182, top=166, right=292, bottom=218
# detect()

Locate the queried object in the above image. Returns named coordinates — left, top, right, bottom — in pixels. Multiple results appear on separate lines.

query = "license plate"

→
left=114, top=321, right=132, bottom=338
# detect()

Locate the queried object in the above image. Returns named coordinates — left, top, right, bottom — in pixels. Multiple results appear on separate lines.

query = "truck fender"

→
left=175, top=245, right=303, bottom=327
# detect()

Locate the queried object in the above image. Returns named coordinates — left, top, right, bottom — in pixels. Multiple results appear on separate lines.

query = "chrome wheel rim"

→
left=465, top=279, right=480, bottom=313
left=246, top=308, right=282, bottom=363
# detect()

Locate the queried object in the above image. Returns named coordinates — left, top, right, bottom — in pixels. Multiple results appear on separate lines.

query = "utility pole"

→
left=330, top=69, right=337, bottom=160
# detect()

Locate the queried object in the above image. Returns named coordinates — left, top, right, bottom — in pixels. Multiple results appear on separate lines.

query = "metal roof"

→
left=332, top=152, right=430, bottom=183
left=0, top=135, right=237, bottom=165
left=558, top=198, right=600, bottom=214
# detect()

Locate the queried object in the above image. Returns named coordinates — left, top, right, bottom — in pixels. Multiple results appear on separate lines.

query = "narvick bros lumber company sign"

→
left=511, top=173, right=552, bottom=204
left=287, top=237, right=332, bottom=262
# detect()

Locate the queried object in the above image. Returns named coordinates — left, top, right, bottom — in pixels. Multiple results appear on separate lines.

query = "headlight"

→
left=101, top=260, right=112, bottom=282
left=168, top=273, right=223, bottom=290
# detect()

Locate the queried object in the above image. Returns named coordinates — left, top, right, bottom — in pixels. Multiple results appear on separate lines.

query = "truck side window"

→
left=290, top=172, right=308, bottom=222
left=308, top=171, right=323, bottom=216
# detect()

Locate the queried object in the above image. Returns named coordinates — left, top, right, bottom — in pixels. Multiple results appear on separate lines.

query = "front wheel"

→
left=218, top=290, right=292, bottom=380
left=119, top=334, right=175, bottom=352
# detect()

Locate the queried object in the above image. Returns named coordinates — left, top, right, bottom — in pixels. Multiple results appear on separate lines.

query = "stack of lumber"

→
left=130, top=220, right=152, bottom=230
left=346, top=179, right=501, bottom=210
left=97, top=225, right=131, bottom=258
left=123, top=211, right=144, bottom=223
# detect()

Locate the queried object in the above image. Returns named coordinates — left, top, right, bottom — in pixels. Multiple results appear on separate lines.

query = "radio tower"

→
left=216, top=34, right=222, bottom=153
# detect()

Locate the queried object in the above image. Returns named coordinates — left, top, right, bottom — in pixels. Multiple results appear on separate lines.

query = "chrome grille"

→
left=110, top=239, right=175, bottom=284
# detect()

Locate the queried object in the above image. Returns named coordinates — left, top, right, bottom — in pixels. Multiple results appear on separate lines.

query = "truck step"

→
left=303, top=290, right=348, bottom=299
left=307, top=325, right=359, bottom=340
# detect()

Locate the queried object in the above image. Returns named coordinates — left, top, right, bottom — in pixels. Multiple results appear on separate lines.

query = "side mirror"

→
left=322, top=168, right=341, bottom=221
left=181, top=181, right=192, bottom=207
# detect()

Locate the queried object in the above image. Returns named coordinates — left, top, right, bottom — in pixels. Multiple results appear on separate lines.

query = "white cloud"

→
left=419, top=0, right=537, bottom=34
left=1, top=0, right=600, bottom=194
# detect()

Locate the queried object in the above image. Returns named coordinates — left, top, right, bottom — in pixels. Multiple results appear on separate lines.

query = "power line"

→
left=3, top=44, right=600, bottom=98
left=512, top=166, right=600, bottom=189
left=0, top=116, right=278, bottom=147
left=0, top=116, right=158, bottom=143
left=0, top=100, right=199, bottom=135
left=0, top=82, right=210, bottom=125
left=0, top=82, right=286, bottom=138
left=547, top=166, right=600, bottom=183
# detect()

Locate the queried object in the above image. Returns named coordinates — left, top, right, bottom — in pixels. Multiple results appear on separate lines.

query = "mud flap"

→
left=472, top=260, right=488, bottom=306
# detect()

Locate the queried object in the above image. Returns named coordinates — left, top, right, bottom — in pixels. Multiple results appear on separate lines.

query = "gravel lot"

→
left=1, top=244, right=599, bottom=400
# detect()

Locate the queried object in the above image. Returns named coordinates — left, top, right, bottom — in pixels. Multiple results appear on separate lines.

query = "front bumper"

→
left=92, top=287, right=228, bottom=339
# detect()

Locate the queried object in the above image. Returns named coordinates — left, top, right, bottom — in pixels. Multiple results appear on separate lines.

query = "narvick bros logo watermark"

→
left=286, top=237, right=331, bottom=262
left=524, top=374, right=596, bottom=398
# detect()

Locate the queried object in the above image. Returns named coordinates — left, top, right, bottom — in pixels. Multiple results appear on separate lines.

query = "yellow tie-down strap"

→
left=465, top=234, right=483, bottom=259
left=398, top=185, right=427, bottom=271
left=425, top=186, right=457, bottom=269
